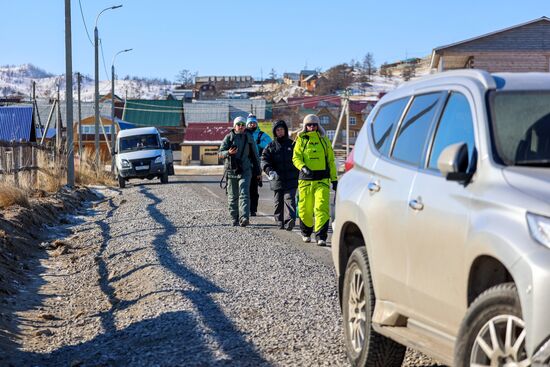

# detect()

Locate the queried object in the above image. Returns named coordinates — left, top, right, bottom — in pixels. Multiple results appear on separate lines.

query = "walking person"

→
left=246, top=114, right=272, bottom=216
left=261, top=120, right=299, bottom=230
left=219, top=116, right=261, bottom=227
left=292, top=114, right=338, bottom=246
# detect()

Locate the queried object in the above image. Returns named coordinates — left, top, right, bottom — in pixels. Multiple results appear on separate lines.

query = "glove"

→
left=268, top=171, right=279, bottom=181
left=332, top=181, right=338, bottom=191
left=301, top=166, right=312, bottom=176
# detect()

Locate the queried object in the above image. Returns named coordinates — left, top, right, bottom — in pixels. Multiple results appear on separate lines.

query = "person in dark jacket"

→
left=219, top=116, right=261, bottom=227
left=261, top=120, right=299, bottom=230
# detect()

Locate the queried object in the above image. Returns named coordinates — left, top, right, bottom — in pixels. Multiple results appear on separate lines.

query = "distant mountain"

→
left=0, top=64, right=173, bottom=101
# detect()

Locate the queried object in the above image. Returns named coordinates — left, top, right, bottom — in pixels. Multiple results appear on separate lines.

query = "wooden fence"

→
left=0, top=142, right=66, bottom=188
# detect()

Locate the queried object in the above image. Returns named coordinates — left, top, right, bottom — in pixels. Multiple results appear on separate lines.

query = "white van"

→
left=114, top=127, right=170, bottom=188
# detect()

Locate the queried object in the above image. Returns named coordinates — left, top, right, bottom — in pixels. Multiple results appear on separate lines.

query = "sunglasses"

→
left=306, top=123, right=318, bottom=127
left=235, top=123, right=246, bottom=126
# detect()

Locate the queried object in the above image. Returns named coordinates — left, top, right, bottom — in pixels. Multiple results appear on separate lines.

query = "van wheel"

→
left=118, top=175, right=125, bottom=189
left=160, top=172, right=168, bottom=184
left=342, top=247, right=406, bottom=367
left=454, top=283, right=529, bottom=367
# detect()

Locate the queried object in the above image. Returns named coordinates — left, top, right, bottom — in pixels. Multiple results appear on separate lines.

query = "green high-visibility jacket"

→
left=293, top=131, right=337, bottom=182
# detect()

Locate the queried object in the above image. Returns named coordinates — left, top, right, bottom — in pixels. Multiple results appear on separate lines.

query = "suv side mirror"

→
left=112, top=150, right=117, bottom=156
left=437, top=142, right=472, bottom=184
left=163, top=141, right=170, bottom=150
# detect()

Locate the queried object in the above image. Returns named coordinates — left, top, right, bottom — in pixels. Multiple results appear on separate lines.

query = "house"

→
left=167, top=89, right=194, bottom=102
left=0, top=105, right=37, bottom=142
left=180, top=122, right=231, bottom=165
left=72, top=115, right=135, bottom=161
left=122, top=99, right=185, bottom=146
left=194, top=76, right=254, bottom=99
left=283, top=73, right=300, bottom=85
left=99, top=93, right=125, bottom=119
left=430, top=16, right=550, bottom=72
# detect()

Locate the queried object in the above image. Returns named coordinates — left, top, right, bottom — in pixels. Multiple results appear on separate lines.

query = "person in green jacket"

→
left=219, top=116, right=261, bottom=227
left=292, top=114, right=338, bottom=246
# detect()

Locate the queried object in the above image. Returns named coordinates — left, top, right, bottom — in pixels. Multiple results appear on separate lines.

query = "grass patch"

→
left=0, top=183, right=29, bottom=209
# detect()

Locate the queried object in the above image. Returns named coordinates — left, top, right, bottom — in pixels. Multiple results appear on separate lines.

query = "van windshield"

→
left=119, top=134, right=160, bottom=153
left=489, top=91, right=550, bottom=167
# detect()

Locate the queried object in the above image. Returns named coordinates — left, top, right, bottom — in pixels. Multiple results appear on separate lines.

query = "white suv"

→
left=332, top=70, right=550, bottom=366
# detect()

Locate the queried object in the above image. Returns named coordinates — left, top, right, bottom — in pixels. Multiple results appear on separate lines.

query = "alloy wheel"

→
left=347, top=266, right=367, bottom=354
left=470, top=314, right=531, bottom=367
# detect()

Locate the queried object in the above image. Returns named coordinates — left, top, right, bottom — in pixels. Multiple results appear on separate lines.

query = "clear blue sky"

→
left=1, top=0, right=548, bottom=81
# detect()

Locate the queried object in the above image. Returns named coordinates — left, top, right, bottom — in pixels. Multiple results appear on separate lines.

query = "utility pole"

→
left=56, top=82, right=62, bottom=151
left=77, top=72, right=82, bottom=159
left=65, top=0, right=74, bottom=186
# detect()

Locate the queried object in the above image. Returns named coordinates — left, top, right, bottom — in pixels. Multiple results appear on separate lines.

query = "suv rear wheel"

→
left=118, top=175, right=126, bottom=189
left=455, top=283, right=529, bottom=367
left=342, top=247, right=406, bottom=366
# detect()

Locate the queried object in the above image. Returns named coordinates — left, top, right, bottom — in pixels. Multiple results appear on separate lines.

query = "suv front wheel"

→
left=455, top=283, right=530, bottom=367
left=342, top=247, right=406, bottom=366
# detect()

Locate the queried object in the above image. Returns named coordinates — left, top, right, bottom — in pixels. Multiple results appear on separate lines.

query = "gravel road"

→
left=3, top=176, right=444, bottom=366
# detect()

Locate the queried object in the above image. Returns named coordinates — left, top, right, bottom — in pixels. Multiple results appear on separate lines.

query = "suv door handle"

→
left=408, top=198, right=424, bottom=211
left=367, top=181, right=380, bottom=193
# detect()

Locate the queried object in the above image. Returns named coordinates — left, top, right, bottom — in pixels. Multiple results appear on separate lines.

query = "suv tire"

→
left=455, top=283, right=529, bottom=367
left=160, top=171, right=169, bottom=184
left=342, top=247, right=406, bottom=367
left=118, top=175, right=126, bottom=189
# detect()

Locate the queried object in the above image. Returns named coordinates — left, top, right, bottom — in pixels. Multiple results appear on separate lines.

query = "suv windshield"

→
left=120, top=134, right=160, bottom=153
left=489, top=91, right=550, bottom=167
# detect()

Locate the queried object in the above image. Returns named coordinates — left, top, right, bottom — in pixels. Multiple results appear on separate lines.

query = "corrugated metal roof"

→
left=0, top=105, right=35, bottom=142
left=36, top=127, right=56, bottom=139
left=184, top=102, right=229, bottom=123
left=123, top=99, right=184, bottom=127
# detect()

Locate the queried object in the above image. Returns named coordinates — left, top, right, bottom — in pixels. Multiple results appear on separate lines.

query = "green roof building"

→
left=122, top=99, right=184, bottom=127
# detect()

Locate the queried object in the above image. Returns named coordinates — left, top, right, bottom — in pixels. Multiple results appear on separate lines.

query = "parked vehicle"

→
left=332, top=70, right=550, bottom=366
left=114, top=127, right=170, bottom=188
left=161, top=137, right=175, bottom=176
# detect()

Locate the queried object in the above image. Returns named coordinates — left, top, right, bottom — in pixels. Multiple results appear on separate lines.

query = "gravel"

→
left=2, top=179, right=444, bottom=366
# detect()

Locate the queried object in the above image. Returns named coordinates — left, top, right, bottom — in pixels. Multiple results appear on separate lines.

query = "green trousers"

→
left=227, top=170, right=251, bottom=222
left=297, top=178, right=330, bottom=239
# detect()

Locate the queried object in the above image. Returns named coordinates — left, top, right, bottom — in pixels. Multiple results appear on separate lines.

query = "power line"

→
left=99, top=39, right=110, bottom=83
left=77, top=0, right=94, bottom=47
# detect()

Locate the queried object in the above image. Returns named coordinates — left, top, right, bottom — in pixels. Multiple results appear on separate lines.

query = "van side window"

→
left=392, top=92, right=443, bottom=166
left=371, top=98, right=409, bottom=157
left=428, top=92, right=475, bottom=171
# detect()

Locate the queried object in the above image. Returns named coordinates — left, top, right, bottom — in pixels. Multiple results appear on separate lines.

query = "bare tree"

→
left=362, top=53, right=377, bottom=82
left=176, top=69, right=197, bottom=88
left=314, top=63, right=354, bottom=95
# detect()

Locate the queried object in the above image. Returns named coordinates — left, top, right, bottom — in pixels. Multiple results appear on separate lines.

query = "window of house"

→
left=327, top=130, right=335, bottom=141
left=371, top=97, right=409, bottom=157
left=392, top=92, right=444, bottom=167
left=320, top=115, right=330, bottom=125
left=349, top=116, right=357, bottom=125
left=428, top=92, right=475, bottom=171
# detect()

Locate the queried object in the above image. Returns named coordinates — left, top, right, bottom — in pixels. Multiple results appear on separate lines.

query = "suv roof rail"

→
left=408, top=69, right=497, bottom=90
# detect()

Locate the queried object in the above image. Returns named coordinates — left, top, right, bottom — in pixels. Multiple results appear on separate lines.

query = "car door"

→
left=405, top=91, right=477, bottom=334
left=364, top=92, right=445, bottom=312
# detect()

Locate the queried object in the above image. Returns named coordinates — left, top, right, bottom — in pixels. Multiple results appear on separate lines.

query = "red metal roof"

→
left=183, top=122, right=231, bottom=142
left=287, top=96, right=341, bottom=109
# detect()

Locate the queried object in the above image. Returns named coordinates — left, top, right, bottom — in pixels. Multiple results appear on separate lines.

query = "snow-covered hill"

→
left=0, top=64, right=172, bottom=101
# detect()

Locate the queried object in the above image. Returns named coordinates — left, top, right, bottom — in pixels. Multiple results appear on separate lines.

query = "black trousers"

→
left=273, top=188, right=297, bottom=227
left=249, top=176, right=260, bottom=213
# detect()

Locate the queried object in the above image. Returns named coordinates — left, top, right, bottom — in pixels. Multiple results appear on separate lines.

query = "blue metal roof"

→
left=36, top=127, right=56, bottom=139
left=116, top=118, right=136, bottom=130
left=0, top=106, right=36, bottom=142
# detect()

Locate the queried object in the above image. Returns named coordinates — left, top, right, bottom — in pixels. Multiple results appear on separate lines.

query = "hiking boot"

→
left=278, top=222, right=285, bottom=230
left=317, top=239, right=327, bottom=246
left=232, top=219, right=239, bottom=227
left=240, top=218, right=249, bottom=227
left=286, top=220, right=295, bottom=231
left=302, top=236, right=311, bottom=243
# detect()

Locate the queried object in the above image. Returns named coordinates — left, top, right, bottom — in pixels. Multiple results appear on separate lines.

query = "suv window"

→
left=392, top=92, right=443, bottom=166
left=428, top=92, right=475, bottom=171
left=371, top=97, right=409, bottom=156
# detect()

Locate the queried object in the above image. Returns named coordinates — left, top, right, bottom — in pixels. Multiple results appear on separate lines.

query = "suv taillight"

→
left=344, top=150, right=354, bottom=172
